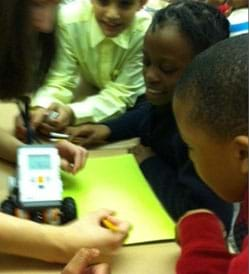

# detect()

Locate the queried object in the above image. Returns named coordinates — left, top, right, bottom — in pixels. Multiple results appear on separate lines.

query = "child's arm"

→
left=0, top=129, right=23, bottom=163
left=0, top=128, right=87, bottom=174
left=33, top=36, right=147, bottom=126
left=69, top=37, right=146, bottom=125
left=0, top=128, right=85, bottom=169
left=64, top=101, right=151, bottom=147
left=31, top=6, right=150, bottom=127
left=0, top=209, right=129, bottom=263
left=65, top=124, right=111, bottom=147
left=62, top=248, right=110, bottom=274
left=175, top=210, right=245, bottom=274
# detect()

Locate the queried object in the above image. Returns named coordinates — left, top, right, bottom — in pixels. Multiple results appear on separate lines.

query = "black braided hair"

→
left=149, top=0, right=230, bottom=54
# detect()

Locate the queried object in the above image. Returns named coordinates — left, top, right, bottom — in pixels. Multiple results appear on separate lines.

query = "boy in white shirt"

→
left=17, top=0, right=151, bottom=137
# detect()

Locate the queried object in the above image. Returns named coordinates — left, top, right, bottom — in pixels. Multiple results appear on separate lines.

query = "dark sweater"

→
left=104, top=101, right=233, bottom=232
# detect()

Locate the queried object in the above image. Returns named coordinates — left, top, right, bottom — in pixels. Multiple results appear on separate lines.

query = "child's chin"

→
left=146, top=93, right=169, bottom=106
left=102, top=29, right=122, bottom=37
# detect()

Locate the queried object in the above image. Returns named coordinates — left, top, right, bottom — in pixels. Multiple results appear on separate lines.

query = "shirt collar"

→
left=90, top=12, right=132, bottom=49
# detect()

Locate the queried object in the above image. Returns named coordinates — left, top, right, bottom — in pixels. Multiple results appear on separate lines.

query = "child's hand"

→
left=65, top=124, right=111, bottom=147
left=175, top=209, right=226, bottom=244
left=55, top=140, right=88, bottom=174
left=57, top=209, right=130, bottom=263
left=37, top=103, right=75, bottom=135
left=15, top=106, right=48, bottom=142
left=62, top=248, right=110, bottom=274
left=129, top=144, right=155, bottom=164
left=48, top=102, right=75, bottom=129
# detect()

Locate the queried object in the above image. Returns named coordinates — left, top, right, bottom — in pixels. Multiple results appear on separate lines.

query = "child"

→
left=207, top=0, right=248, bottom=36
left=65, top=1, right=234, bottom=232
left=0, top=0, right=129, bottom=268
left=173, top=34, right=248, bottom=274
left=226, top=0, right=248, bottom=36
left=18, top=0, right=151, bottom=136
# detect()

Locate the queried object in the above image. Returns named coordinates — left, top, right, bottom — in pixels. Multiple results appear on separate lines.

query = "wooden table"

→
left=0, top=102, right=179, bottom=273
left=0, top=242, right=179, bottom=274
left=0, top=156, right=179, bottom=274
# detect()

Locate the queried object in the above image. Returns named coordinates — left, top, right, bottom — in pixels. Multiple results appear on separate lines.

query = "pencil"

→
left=48, top=132, right=84, bottom=145
left=102, top=218, right=120, bottom=232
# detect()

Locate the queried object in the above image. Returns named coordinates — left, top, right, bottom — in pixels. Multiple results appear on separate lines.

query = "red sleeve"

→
left=218, top=3, right=231, bottom=14
left=176, top=212, right=233, bottom=274
left=228, top=236, right=248, bottom=274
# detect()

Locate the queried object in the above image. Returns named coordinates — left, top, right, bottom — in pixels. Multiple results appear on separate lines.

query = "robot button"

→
left=37, top=176, right=44, bottom=183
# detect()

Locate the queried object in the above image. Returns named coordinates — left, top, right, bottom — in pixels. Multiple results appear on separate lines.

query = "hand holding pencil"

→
left=60, top=209, right=130, bottom=258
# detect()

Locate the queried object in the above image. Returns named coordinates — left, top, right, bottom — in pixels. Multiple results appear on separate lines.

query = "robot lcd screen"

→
left=29, top=154, right=51, bottom=170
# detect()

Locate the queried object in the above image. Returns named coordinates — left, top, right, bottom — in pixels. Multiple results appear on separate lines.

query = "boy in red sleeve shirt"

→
left=173, top=34, right=248, bottom=274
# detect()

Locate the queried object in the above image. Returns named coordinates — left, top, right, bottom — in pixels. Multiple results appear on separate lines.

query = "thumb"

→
left=62, top=249, right=99, bottom=274
left=48, top=102, right=60, bottom=112
left=31, top=109, right=48, bottom=129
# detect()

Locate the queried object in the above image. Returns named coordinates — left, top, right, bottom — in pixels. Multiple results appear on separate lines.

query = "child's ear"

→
left=233, top=135, right=248, bottom=174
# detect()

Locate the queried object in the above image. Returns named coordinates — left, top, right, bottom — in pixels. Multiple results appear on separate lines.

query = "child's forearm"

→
left=0, top=130, right=23, bottom=163
left=0, top=213, right=65, bottom=262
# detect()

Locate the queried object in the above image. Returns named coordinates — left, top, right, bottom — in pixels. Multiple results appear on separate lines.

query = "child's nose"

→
left=105, top=5, right=120, bottom=20
left=144, top=66, right=160, bottom=83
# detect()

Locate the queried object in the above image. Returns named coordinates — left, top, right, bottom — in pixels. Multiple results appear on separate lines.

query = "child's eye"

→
left=142, top=55, right=150, bottom=67
left=31, top=2, right=45, bottom=8
left=118, top=0, right=134, bottom=8
left=160, top=65, right=177, bottom=74
left=97, top=0, right=110, bottom=6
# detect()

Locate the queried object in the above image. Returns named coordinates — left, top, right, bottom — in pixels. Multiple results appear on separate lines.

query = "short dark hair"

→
left=149, top=0, right=230, bottom=54
left=174, top=34, right=248, bottom=139
left=0, top=0, right=56, bottom=100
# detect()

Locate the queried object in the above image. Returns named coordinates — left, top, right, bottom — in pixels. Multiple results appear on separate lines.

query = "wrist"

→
left=178, top=212, right=226, bottom=247
left=39, top=225, right=71, bottom=263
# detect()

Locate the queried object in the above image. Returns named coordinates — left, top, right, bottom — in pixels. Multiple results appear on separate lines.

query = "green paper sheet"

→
left=62, top=154, right=175, bottom=244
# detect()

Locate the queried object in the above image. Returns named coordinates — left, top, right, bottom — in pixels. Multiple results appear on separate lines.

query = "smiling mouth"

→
left=101, top=21, right=122, bottom=31
left=146, top=88, right=164, bottom=95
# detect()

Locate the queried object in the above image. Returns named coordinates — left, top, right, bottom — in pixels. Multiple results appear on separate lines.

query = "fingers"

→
left=56, top=140, right=88, bottom=174
left=94, top=209, right=130, bottom=243
left=65, top=125, right=110, bottom=148
left=90, top=263, right=110, bottom=274
left=60, top=159, right=75, bottom=173
left=31, top=107, right=48, bottom=129
left=47, top=103, right=74, bottom=129
left=15, top=108, right=47, bottom=140
left=32, top=104, right=71, bottom=134
left=66, top=126, right=93, bottom=138
left=65, top=126, right=95, bottom=147
left=104, top=215, right=130, bottom=235
left=39, top=122, right=57, bottom=136
left=59, top=151, right=87, bottom=174
left=62, top=248, right=99, bottom=274
left=94, top=209, right=115, bottom=221
left=92, top=209, right=130, bottom=232
left=72, top=146, right=88, bottom=173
